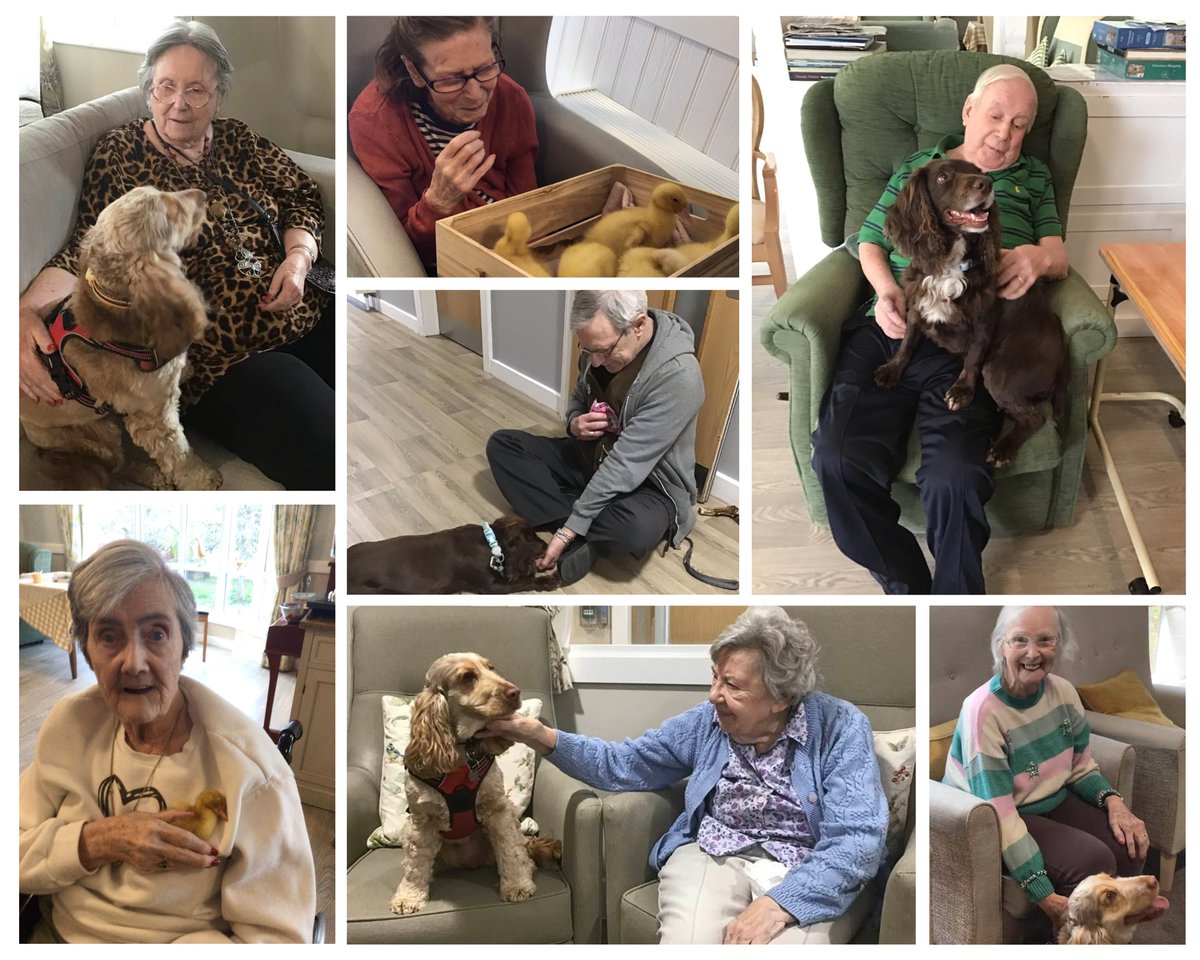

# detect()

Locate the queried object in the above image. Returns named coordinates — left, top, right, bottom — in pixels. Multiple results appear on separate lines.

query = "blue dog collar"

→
left=481, top=522, right=505, bottom=573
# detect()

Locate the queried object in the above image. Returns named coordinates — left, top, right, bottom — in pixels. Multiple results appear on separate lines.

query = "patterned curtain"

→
left=546, top=606, right=574, bottom=692
left=38, top=18, right=64, bottom=116
left=56, top=505, right=82, bottom=569
left=272, top=505, right=315, bottom=616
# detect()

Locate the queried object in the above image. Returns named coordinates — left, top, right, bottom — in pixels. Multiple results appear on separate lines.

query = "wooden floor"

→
left=19, top=638, right=337, bottom=941
left=347, top=304, right=739, bottom=594
left=752, top=284, right=1187, bottom=595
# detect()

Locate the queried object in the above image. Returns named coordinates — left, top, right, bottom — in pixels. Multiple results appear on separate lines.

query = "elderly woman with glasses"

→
left=482, top=607, right=889, bottom=944
left=349, top=16, right=538, bottom=271
left=942, top=605, right=1152, bottom=926
left=18, top=19, right=332, bottom=490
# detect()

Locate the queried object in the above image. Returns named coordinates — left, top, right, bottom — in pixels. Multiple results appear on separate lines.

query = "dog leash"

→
left=680, top=538, right=739, bottom=592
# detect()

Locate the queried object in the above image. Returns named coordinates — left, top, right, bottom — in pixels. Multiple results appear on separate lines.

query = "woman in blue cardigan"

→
left=482, top=607, right=888, bottom=944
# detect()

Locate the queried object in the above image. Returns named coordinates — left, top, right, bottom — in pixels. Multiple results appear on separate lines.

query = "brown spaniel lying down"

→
left=20, top=186, right=222, bottom=490
left=873, top=157, right=1068, bottom=467
left=1056, top=873, right=1169, bottom=944
left=346, top=515, right=560, bottom=594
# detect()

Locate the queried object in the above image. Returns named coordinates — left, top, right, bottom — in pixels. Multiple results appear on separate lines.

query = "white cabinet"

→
left=1049, top=65, right=1185, bottom=336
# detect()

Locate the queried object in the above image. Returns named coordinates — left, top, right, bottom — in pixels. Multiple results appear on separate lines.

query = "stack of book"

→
left=783, top=17, right=886, bottom=80
left=1092, top=20, right=1186, bottom=81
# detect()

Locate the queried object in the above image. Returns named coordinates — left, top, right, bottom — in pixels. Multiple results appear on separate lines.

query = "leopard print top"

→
left=48, top=118, right=329, bottom=407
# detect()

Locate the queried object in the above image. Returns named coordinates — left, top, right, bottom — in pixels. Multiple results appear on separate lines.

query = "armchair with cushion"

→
left=18, top=88, right=336, bottom=490
left=604, top=615, right=916, bottom=944
left=760, top=51, right=1116, bottom=537
left=928, top=617, right=1139, bottom=943
left=346, top=606, right=604, bottom=944
left=346, top=16, right=667, bottom=278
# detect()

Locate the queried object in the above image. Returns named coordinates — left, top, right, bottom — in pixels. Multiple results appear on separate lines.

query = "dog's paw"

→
left=873, top=363, right=900, bottom=389
left=388, top=891, right=429, bottom=915
left=986, top=442, right=1015, bottom=469
left=944, top=384, right=975, bottom=411
left=176, top=459, right=223, bottom=491
left=500, top=878, right=537, bottom=903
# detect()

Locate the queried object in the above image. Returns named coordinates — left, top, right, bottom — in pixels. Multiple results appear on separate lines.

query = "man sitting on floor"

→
left=486, top=290, right=704, bottom=584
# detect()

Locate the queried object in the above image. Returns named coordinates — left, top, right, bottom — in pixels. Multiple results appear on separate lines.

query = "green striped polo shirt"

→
left=858, top=134, right=1062, bottom=301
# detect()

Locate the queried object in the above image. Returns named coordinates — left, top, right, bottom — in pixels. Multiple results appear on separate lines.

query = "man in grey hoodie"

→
left=486, top=290, right=705, bottom=585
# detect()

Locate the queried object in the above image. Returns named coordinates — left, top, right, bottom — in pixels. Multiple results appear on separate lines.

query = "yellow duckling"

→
left=673, top=203, right=740, bottom=264
left=171, top=789, right=229, bottom=841
left=492, top=212, right=552, bottom=277
left=584, top=182, right=690, bottom=254
left=616, top=246, right=688, bottom=278
left=557, top=241, right=618, bottom=278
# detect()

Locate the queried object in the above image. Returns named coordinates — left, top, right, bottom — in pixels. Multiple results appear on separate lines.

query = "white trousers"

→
left=656, top=842, right=871, bottom=944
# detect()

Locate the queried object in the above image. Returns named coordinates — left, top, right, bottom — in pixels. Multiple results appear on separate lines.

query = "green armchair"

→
left=760, top=51, right=1116, bottom=536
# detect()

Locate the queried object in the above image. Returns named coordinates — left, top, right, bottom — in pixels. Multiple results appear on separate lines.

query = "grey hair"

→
left=68, top=539, right=196, bottom=668
left=966, top=64, right=1037, bottom=111
left=989, top=605, right=1078, bottom=675
left=569, top=291, right=649, bottom=333
left=139, top=20, right=233, bottom=103
left=709, top=606, right=819, bottom=705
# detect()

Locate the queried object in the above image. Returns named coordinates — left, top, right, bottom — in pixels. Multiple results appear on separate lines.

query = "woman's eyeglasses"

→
left=580, top=328, right=628, bottom=363
left=151, top=81, right=215, bottom=109
left=1005, top=635, right=1060, bottom=651
left=410, top=56, right=506, bottom=94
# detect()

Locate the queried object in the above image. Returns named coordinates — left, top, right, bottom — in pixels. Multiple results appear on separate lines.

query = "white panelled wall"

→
left=546, top=16, right=738, bottom=196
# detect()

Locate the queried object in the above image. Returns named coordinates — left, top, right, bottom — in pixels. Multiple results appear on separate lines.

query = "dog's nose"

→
left=504, top=683, right=522, bottom=705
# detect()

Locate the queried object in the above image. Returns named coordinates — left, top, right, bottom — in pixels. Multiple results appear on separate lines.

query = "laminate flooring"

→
left=752, top=286, right=1187, bottom=595
left=19, top=638, right=336, bottom=940
left=347, top=305, right=739, bottom=595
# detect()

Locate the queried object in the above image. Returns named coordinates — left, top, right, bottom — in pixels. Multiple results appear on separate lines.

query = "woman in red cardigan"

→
left=349, top=17, right=538, bottom=272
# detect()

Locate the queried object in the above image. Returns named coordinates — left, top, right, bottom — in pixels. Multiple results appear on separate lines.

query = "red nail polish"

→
left=210, top=857, right=221, bottom=867
left=210, top=847, right=218, bottom=857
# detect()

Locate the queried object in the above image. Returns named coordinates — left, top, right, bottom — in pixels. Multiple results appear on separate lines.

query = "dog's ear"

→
left=481, top=736, right=513, bottom=757
left=1062, top=889, right=1109, bottom=944
left=404, top=688, right=460, bottom=777
left=885, top=166, right=946, bottom=269
left=128, top=257, right=210, bottom=354
left=982, top=201, right=1004, bottom=276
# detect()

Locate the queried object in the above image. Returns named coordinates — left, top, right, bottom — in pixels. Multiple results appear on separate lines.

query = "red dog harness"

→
left=41, top=296, right=162, bottom=415
left=415, top=741, right=495, bottom=840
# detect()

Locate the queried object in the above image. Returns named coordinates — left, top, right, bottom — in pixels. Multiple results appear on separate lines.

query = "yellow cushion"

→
left=1076, top=667, right=1178, bottom=727
left=928, top=717, right=959, bottom=781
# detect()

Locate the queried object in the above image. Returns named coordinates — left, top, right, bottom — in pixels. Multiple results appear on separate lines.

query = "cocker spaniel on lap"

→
left=20, top=185, right=221, bottom=490
left=392, top=653, right=555, bottom=915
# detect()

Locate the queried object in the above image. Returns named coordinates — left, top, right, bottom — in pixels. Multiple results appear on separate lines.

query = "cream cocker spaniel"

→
left=20, top=185, right=221, bottom=490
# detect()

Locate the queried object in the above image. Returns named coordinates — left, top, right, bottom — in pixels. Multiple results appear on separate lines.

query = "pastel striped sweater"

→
left=942, top=674, right=1115, bottom=902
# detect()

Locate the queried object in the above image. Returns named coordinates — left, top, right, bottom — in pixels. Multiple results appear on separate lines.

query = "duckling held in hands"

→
left=584, top=182, right=690, bottom=254
left=493, top=212, right=552, bottom=277
left=673, top=203, right=740, bottom=263
left=557, top=241, right=618, bottom=278
left=171, top=789, right=229, bottom=841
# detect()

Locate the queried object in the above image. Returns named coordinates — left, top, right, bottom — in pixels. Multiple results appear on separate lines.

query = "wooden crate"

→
left=435, top=164, right=738, bottom=279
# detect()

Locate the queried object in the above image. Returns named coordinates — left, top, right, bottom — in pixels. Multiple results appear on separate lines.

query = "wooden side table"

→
left=1090, top=242, right=1186, bottom=594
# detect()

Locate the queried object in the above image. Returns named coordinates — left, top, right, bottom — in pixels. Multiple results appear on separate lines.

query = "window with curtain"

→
left=80, top=504, right=274, bottom=625
left=40, top=15, right=178, bottom=54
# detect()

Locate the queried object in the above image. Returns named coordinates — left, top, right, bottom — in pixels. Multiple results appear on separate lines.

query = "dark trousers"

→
left=486, top=429, right=672, bottom=556
left=183, top=300, right=335, bottom=490
left=1021, top=792, right=1145, bottom=895
left=811, top=308, right=1002, bottom=594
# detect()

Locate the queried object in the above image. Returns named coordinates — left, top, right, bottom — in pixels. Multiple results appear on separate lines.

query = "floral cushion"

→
left=367, top=694, right=541, bottom=848
left=873, top=727, right=916, bottom=861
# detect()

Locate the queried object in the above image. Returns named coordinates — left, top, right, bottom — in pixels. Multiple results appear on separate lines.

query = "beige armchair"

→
left=928, top=608, right=1151, bottom=943
left=18, top=87, right=335, bottom=490
left=346, top=606, right=605, bottom=944
left=603, top=612, right=916, bottom=944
